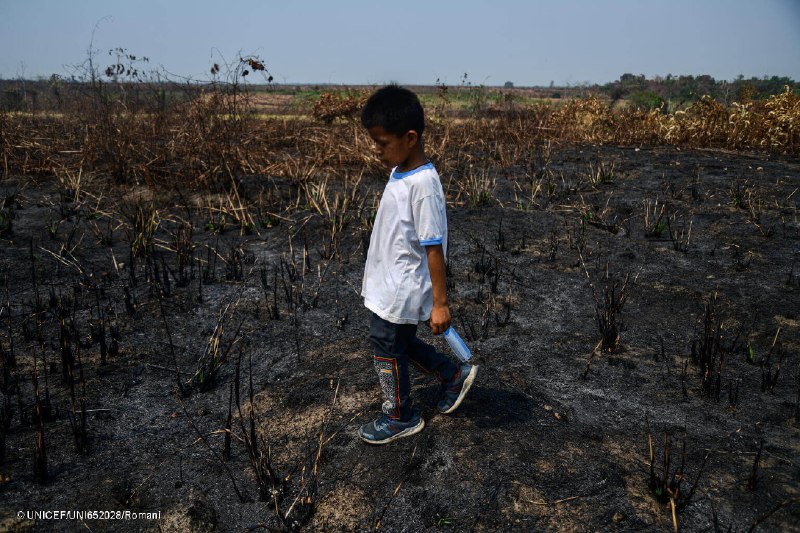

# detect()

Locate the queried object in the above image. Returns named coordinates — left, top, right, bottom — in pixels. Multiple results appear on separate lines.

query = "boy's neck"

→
left=396, top=146, right=428, bottom=173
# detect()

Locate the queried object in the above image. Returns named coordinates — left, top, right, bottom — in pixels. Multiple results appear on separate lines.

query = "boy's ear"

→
left=405, top=130, right=419, bottom=147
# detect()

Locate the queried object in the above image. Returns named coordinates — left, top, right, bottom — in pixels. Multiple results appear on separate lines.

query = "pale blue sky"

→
left=1, top=0, right=799, bottom=86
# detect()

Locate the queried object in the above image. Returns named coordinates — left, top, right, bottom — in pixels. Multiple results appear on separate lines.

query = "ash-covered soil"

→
left=1, top=145, right=799, bottom=532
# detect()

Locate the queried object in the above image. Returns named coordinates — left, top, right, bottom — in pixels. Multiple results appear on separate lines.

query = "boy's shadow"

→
left=416, top=381, right=535, bottom=429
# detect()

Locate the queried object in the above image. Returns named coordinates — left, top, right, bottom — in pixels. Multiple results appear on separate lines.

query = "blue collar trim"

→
left=391, top=161, right=434, bottom=180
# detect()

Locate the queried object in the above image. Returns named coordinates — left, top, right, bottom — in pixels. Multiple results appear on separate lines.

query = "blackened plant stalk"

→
left=225, top=246, right=244, bottom=281
left=93, top=287, right=107, bottom=364
left=107, top=307, right=120, bottom=358
left=202, top=242, right=220, bottom=284
left=495, top=217, right=506, bottom=252
left=172, top=353, right=246, bottom=503
left=282, top=380, right=340, bottom=529
left=691, top=294, right=725, bottom=398
left=646, top=421, right=709, bottom=533
left=259, top=265, right=280, bottom=320
left=586, top=160, right=615, bottom=187
left=124, top=199, right=159, bottom=263
left=58, top=303, right=75, bottom=385
left=236, top=351, right=283, bottom=507
left=787, top=257, right=800, bottom=287
left=3, top=272, right=15, bottom=368
left=492, top=290, right=513, bottom=327
left=668, top=216, right=693, bottom=253
left=795, top=360, right=800, bottom=420
left=747, top=439, right=763, bottom=491
left=580, top=256, right=637, bottom=354
left=223, top=380, right=233, bottom=461
left=67, top=341, right=89, bottom=454
left=170, top=221, right=195, bottom=287
left=643, top=199, right=668, bottom=237
left=192, top=298, right=243, bottom=391
left=728, top=377, right=740, bottom=407
left=548, top=228, right=558, bottom=260
left=729, top=179, right=752, bottom=210
left=123, top=285, right=135, bottom=316
left=758, top=328, right=784, bottom=393
left=489, top=259, right=501, bottom=294
left=34, top=345, right=53, bottom=422
left=31, top=365, right=48, bottom=483
left=29, top=239, right=43, bottom=314
left=0, top=394, right=7, bottom=464
left=155, top=288, right=186, bottom=397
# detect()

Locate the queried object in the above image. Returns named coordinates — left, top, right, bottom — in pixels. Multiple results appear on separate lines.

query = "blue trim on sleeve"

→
left=420, top=236, right=443, bottom=246
left=391, top=161, right=434, bottom=180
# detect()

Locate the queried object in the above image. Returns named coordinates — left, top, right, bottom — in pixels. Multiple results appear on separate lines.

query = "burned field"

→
left=0, top=138, right=799, bottom=532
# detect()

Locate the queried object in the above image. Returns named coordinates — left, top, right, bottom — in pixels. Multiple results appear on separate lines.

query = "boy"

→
left=358, top=85, right=478, bottom=445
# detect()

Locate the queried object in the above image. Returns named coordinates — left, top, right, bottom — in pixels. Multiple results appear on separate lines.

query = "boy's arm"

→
left=425, top=244, right=451, bottom=335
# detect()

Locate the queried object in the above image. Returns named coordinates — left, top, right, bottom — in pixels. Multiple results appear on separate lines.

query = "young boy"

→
left=358, top=85, right=478, bottom=445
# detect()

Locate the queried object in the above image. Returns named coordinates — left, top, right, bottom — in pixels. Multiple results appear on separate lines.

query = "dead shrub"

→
left=312, top=90, right=367, bottom=124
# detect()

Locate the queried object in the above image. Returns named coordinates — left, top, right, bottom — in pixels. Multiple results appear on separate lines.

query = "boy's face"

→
left=367, top=125, right=417, bottom=169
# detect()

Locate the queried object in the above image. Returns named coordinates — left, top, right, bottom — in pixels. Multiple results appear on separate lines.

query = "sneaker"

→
left=358, top=410, right=425, bottom=445
left=437, top=364, right=478, bottom=414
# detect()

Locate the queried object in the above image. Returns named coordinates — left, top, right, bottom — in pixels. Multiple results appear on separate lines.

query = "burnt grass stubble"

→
left=0, top=144, right=799, bottom=532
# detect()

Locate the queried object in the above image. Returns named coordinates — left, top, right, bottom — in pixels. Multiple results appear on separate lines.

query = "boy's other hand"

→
left=425, top=244, right=450, bottom=334
left=429, top=304, right=451, bottom=335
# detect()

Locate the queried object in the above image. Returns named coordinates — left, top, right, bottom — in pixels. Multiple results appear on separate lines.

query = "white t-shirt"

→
left=362, top=162, right=448, bottom=324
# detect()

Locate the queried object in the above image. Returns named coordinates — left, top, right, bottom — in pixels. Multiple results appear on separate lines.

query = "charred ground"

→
left=0, top=144, right=799, bottom=532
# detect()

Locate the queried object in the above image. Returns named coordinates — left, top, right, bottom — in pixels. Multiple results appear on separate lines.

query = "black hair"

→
left=360, top=84, right=425, bottom=137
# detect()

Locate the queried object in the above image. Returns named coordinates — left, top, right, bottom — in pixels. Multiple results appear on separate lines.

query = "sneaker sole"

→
left=359, top=418, right=426, bottom=445
left=439, top=365, right=478, bottom=414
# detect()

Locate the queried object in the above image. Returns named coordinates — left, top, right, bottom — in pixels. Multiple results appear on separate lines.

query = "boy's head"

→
left=361, top=84, right=425, bottom=137
left=361, top=84, right=426, bottom=169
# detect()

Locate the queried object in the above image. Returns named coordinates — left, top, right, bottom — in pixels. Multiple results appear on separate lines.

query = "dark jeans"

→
left=368, top=312, right=458, bottom=421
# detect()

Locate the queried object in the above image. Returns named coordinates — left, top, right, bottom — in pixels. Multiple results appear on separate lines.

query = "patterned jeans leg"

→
left=369, top=313, right=414, bottom=421
left=372, top=355, right=401, bottom=419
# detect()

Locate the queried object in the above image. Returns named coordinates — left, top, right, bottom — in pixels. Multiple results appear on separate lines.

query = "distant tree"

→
left=629, top=90, right=663, bottom=111
left=504, top=81, right=514, bottom=88
left=609, top=85, right=625, bottom=104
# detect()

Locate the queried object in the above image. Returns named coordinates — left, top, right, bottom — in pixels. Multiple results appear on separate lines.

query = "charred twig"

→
left=747, top=438, right=763, bottom=491
left=375, top=443, right=420, bottom=530
left=155, top=288, right=186, bottom=397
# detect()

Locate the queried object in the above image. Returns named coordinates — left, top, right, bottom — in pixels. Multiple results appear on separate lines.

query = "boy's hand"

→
left=429, top=304, right=451, bottom=335
left=425, top=244, right=451, bottom=335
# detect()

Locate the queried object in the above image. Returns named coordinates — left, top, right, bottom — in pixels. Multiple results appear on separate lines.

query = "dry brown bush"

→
left=311, top=90, right=368, bottom=124
left=1, top=87, right=797, bottom=193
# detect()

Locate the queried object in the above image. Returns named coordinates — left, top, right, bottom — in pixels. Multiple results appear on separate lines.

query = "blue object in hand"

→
left=443, top=326, right=472, bottom=362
